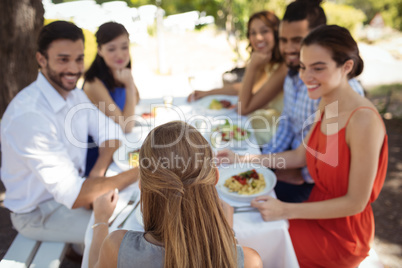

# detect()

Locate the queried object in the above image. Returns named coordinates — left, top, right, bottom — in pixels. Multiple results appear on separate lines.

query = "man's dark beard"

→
left=46, top=64, right=81, bottom=92
left=287, top=64, right=299, bottom=76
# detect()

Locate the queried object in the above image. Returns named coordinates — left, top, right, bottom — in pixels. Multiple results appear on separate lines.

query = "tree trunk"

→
left=0, top=0, right=44, bottom=118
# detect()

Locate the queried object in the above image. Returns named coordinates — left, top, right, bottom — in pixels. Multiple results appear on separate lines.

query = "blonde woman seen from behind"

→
left=89, top=121, right=262, bottom=268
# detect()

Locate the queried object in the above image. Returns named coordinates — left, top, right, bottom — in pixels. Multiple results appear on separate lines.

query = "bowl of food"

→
left=216, top=164, right=276, bottom=202
left=210, top=119, right=250, bottom=148
left=113, top=146, right=141, bottom=171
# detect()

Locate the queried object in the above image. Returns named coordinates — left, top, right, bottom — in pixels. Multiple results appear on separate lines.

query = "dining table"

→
left=82, top=96, right=300, bottom=268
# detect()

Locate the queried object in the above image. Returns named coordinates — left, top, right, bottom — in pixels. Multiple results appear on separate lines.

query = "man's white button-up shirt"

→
left=1, top=73, right=123, bottom=213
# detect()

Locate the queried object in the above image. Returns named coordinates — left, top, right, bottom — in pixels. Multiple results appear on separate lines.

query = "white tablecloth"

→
left=82, top=97, right=299, bottom=268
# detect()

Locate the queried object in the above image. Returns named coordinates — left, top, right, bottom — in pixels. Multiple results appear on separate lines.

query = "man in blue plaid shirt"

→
left=261, top=0, right=364, bottom=202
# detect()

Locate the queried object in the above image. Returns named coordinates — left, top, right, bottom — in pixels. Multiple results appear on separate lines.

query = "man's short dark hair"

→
left=283, top=0, right=327, bottom=30
left=37, top=21, right=84, bottom=56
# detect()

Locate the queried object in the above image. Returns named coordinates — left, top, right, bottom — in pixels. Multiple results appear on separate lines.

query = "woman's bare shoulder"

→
left=346, top=100, right=385, bottom=143
left=97, top=230, right=128, bottom=268
left=83, top=77, right=107, bottom=93
left=106, top=230, right=128, bottom=247
left=242, top=246, right=263, bottom=268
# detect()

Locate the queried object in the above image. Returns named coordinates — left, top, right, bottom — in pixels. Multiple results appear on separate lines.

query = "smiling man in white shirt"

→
left=0, top=21, right=138, bottom=246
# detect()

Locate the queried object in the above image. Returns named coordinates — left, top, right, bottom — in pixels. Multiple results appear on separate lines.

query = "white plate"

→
left=113, top=145, right=141, bottom=171
left=217, top=164, right=276, bottom=203
left=209, top=120, right=251, bottom=148
left=194, top=95, right=238, bottom=116
left=134, top=206, right=143, bottom=227
left=113, top=127, right=149, bottom=171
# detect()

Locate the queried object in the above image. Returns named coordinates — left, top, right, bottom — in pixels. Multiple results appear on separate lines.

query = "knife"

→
left=108, top=190, right=139, bottom=227
left=117, top=201, right=141, bottom=229
left=233, top=206, right=259, bottom=214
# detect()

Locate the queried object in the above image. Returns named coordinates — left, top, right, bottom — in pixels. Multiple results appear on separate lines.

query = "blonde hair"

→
left=139, top=121, right=237, bottom=268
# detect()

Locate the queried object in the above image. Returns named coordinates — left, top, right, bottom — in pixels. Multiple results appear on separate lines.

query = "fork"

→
left=108, top=191, right=139, bottom=227
left=233, top=206, right=259, bottom=214
left=231, top=147, right=248, bottom=151
left=117, top=201, right=141, bottom=229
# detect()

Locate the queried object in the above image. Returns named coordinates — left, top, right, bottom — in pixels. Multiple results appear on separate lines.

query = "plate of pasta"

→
left=217, top=164, right=276, bottom=202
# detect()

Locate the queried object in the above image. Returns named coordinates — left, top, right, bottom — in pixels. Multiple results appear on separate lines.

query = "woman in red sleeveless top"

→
left=217, top=25, right=388, bottom=267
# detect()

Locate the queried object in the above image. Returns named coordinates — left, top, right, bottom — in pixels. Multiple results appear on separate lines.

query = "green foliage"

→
left=380, top=1, right=402, bottom=31
left=49, top=0, right=288, bottom=39
left=342, top=0, right=402, bottom=31
left=51, top=0, right=76, bottom=3
left=159, top=0, right=221, bottom=17
left=265, top=0, right=289, bottom=19
left=127, top=0, right=288, bottom=38
left=129, top=0, right=151, bottom=7
left=147, top=24, right=156, bottom=37
left=219, top=0, right=289, bottom=39
left=369, top=83, right=402, bottom=96
left=323, top=2, right=366, bottom=37
left=52, top=0, right=135, bottom=6
left=44, top=19, right=97, bottom=70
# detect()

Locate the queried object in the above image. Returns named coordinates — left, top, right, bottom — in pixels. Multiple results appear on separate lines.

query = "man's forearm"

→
left=72, top=167, right=139, bottom=209
left=89, top=139, right=121, bottom=178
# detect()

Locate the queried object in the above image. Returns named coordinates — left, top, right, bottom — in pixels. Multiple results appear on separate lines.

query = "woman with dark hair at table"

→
left=83, top=22, right=140, bottom=176
left=217, top=25, right=388, bottom=267
left=188, top=11, right=287, bottom=123
left=88, top=121, right=262, bottom=268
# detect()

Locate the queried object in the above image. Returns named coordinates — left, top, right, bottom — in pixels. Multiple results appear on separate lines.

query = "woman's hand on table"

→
left=216, top=149, right=237, bottom=164
left=93, top=189, right=119, bottom=223
left=187, top=90, right=207, bottom=102
left=251, top=195, right=286, bottom=222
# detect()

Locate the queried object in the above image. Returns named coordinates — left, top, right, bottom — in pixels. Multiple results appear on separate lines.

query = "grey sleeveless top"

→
left=118, top=231, right=245, bottom=268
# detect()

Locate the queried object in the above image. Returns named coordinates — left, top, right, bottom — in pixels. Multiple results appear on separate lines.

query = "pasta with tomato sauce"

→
left=224, top=169, right=266, bottom=195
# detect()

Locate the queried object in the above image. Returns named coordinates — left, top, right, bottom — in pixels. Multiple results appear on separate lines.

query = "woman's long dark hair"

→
left=84, top=22, right=131, bottom=91
left=302, top=25, right=364, bottom=79
left=246, top=10, right=282, bottom=65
